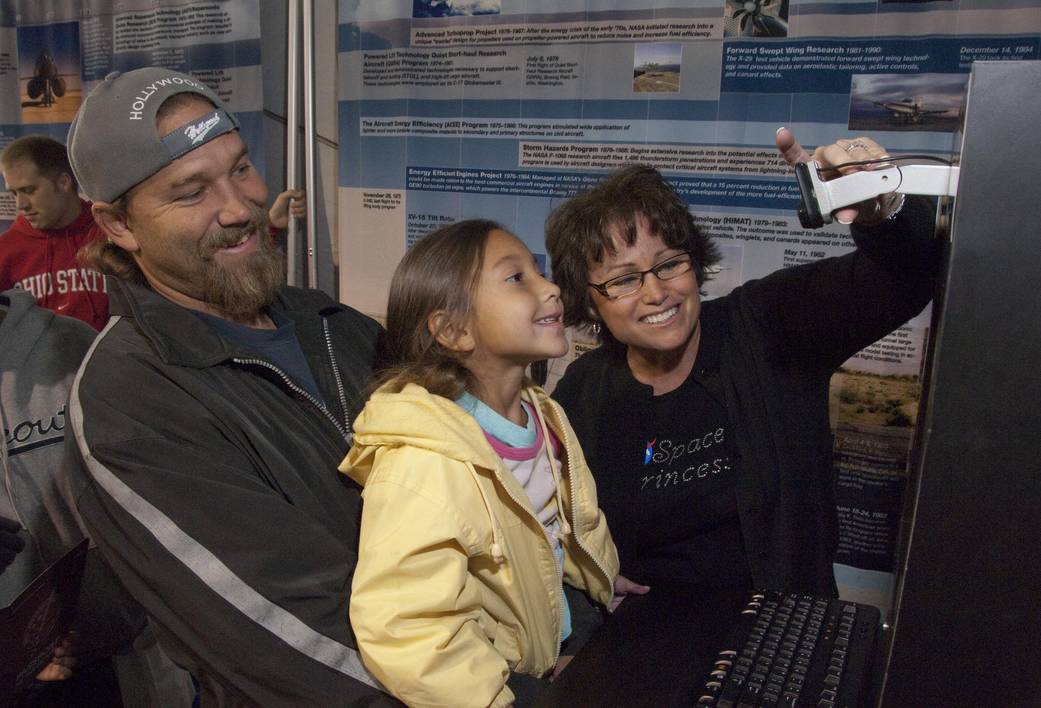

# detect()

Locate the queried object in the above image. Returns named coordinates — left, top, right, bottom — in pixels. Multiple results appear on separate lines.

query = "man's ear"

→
left=57, top=171, right=75, bottom=194
left=428, top=310, right=475, bottom=354
left=91, top=202, right=140, bottom=254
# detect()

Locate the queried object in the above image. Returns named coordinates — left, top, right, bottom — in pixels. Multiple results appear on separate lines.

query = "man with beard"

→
left=62, top=68, right=398, bottom=706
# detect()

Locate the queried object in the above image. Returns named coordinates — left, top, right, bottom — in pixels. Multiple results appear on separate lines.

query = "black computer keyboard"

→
left=694, top=590, right=881, bottom=708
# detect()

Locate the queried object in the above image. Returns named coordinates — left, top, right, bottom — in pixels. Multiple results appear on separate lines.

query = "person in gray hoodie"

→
left=1, top=287, right=95, bottom=606
left=1, top=287, right=194, bottom=706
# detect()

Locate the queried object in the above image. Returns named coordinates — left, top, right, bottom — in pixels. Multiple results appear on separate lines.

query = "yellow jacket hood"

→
left=344, top=382, right=502, bottom=486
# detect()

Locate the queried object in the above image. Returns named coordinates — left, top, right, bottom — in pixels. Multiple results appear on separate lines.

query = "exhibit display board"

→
left=336, top=1, right=1041, bottom=609
left=880, top=59, right=1041, bottom=706
left=0, top=0, right=265, bottom=230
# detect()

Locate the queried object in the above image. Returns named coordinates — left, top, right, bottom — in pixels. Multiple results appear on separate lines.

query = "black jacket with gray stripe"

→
left=62, top=279, right=402, bottom=707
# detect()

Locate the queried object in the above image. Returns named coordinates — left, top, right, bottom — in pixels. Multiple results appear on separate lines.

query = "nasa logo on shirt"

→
left=644, top=439, right=655, bottom=465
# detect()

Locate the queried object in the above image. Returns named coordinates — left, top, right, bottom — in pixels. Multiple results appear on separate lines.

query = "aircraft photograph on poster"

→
left=871, top=98, right=948, bottom=124
left=701, top=243, right=743, bottom=301
left=633, top=42, right=682, bottom=93
left=413, top=0, right=501, bottom=18
left=17, top=22, right=82, bottom=125
left=848, top=72, right=966, bottom=132
left=723, top=0, right=789, bottom=38
left=26, top=50, right=66, bottom=108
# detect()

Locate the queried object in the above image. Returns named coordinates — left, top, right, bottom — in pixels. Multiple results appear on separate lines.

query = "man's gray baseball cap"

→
left=67, top=67, right=240, bottom=202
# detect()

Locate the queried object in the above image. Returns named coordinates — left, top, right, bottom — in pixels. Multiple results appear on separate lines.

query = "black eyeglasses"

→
left=587, top=252, right=694, bottom=300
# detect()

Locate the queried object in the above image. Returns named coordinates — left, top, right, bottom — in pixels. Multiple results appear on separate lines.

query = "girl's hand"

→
left=609, top=575, right=650, bottom=612
left=35, top=632, right=78, bottom=682
left=268, top=188, right=307, bottom=230
left=551, top=654, right=574, bottom=680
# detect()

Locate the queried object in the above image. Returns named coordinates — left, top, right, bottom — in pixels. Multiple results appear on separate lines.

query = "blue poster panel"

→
left=336, top=0, right=1041, bottom=608
left=0, top=0, right=264, bottom=230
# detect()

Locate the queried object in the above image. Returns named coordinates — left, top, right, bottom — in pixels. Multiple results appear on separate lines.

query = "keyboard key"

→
left=738, top=681, right=763, bottom=705
left=717, top=678, right=744, bottom=707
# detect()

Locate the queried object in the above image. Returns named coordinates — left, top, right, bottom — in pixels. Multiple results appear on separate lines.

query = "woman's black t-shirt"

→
left=626, top=329, right=753, bottom=589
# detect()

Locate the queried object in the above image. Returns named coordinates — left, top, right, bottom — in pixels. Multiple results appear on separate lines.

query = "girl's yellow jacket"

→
left=340, top=383, right=619, bottom=708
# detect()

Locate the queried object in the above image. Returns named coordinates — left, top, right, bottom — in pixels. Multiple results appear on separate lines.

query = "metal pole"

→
left=284, top=0, right=300, bottom=286
left=302, top=0, right=318, bottom=287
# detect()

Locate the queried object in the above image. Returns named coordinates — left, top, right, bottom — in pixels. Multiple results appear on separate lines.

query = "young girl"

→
left=341, top=220, right=645, bottom=707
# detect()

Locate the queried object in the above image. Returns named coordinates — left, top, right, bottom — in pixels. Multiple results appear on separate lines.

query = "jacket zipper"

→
left=552, top=533, right=566, bottom=668
left=489, top=397, right=613, bottom=669
left=482, top=454, right=569, bottom=670
left=544, top=405, right=617, bottom=669
left=548, top=402, right=614, bottom=590
left=232, top=319, right=352, bottom=442
left=321, top=318, right=353, bottom=434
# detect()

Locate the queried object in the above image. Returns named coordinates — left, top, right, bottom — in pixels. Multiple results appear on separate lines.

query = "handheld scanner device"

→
left=794, top=161, right=960, bottom=229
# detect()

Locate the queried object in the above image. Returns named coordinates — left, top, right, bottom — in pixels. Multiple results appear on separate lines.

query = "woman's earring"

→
left=591, top=321, right=601, bottom=336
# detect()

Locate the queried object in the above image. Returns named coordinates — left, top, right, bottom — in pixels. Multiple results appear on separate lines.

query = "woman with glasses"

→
left=545, top=128, right=940, bottom=597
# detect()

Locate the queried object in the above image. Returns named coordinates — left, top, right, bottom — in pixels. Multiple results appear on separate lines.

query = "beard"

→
left=197, top=209, right=286, bottom=320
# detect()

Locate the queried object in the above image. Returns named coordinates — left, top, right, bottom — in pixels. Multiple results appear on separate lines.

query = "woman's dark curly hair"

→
left=545, top=164, right=720, bottom=343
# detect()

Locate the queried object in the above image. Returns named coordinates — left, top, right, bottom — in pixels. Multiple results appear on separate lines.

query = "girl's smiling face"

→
left=465, top=229, right=567, bottom=377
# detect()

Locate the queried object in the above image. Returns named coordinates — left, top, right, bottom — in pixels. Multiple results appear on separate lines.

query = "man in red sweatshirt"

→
left=1, top=135, right=109, bottom=330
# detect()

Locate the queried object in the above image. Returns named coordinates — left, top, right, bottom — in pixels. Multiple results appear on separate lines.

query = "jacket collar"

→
left=107, top=278, right=347, bottom=369
left=349, top=383, right=574, bottom=475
